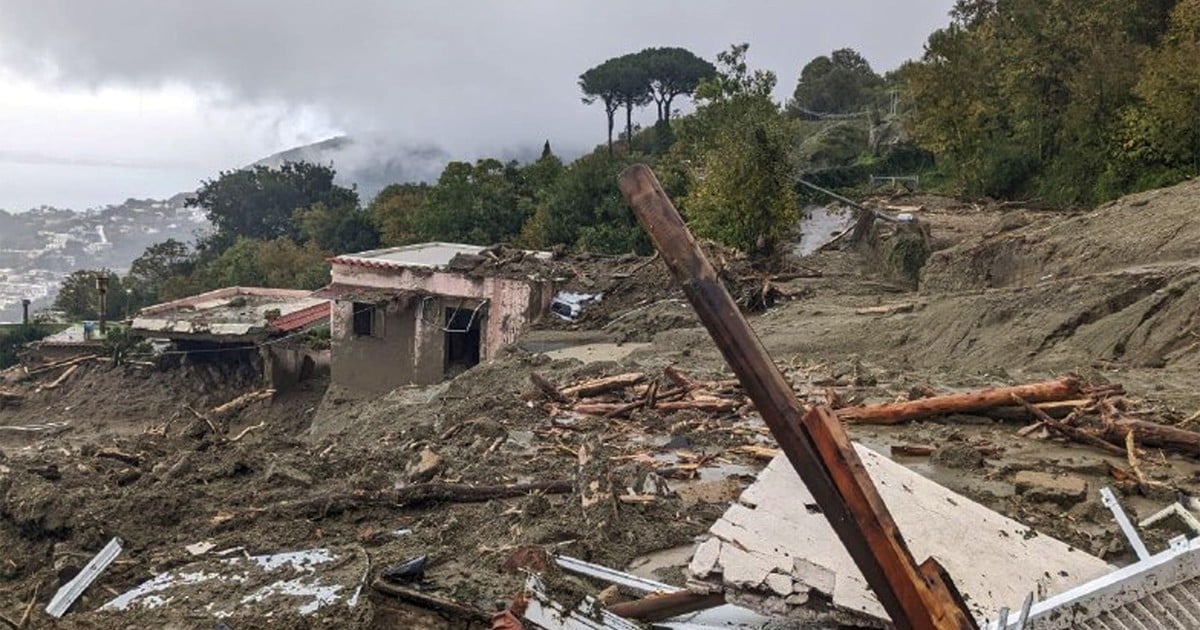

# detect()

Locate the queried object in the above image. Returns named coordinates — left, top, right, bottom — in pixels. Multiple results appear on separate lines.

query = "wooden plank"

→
left=618, top=164, right=976, bottom=630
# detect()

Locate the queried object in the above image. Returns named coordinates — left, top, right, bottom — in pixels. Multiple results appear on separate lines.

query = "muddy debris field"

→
left=3, top=179, right=1200, bottom=628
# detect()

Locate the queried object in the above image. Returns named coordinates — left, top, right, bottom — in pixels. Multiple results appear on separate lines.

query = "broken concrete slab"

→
left=688, top=445, right=1114, bottom=626
left=1014, top=470, right=1088, bottom=506
left=100, top=546, right=366, bottom=621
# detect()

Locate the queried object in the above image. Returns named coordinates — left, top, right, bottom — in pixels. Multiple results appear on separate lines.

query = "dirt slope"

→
left=923, top=177, right=1200, bottom=292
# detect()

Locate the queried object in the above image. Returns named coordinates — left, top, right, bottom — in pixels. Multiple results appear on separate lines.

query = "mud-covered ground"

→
left=3, top=178, right=1200, bottom=627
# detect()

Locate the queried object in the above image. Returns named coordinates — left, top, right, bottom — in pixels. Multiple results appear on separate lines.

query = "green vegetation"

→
left=57, top=13, right=1200, bottom=323
left=902, top=0, right=1200, bottom=204
left=0, top=324, right=55, bottom=368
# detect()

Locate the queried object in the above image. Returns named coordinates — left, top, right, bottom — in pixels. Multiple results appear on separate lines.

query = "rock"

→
left=265, top=462, right=314, bottom=487
left=764, top=572, right=793, bottom=596
left=166, top=452, right=194, bottom=478
left=1014, top=471, right=1088, bottom=506
left=406, top=448, right=444, bottom=483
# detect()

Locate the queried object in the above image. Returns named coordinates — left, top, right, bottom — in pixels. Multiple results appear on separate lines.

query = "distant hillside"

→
left=251, top=135, right=451, bottom=201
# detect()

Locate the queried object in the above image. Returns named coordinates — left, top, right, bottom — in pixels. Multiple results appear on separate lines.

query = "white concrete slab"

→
left=688, top=445, right=1114, bottom=626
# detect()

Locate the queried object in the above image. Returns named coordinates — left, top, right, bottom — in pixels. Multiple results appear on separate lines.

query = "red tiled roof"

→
left=268, top=301, right=331, bottom=333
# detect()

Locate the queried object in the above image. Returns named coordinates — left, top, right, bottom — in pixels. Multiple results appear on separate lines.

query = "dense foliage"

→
left=902, top=0, right=1200, bottom=203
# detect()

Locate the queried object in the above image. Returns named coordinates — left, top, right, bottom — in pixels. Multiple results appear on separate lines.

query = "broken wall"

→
left=261, top=343, right=329, bottom=391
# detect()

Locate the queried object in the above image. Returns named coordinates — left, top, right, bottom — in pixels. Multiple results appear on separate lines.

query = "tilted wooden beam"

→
left=617, top=164, right=976, bottom=630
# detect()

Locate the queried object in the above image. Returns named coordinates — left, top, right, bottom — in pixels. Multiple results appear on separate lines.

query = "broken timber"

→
left=618, top=163, right=976, bottom=630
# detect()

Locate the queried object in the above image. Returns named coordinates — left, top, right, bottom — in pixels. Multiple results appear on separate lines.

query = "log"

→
left=26, top=354, right=98, bottom=376
left=286, top=479, right=575, bottom=518
left=855, top=303, right=915, bottom=316
left=663, top=366, right=698, bottom=389
left=892, top=444, right=936, bottom=457
left=42, top=364, right=80, bottom=390
left=561, top=372, right=645, bottom=398
left=837, top=377, right=1082, bottom=425
left=654, top=398, right=742, bottom=413
left=95, top=448, right=141, bottom=467
left=572, top=402, right=627, bottom=416
left=619, top=163, right=976, bottom=629
left=1101, top=419, right=1200, bottom=458
left=607, top=591, right=726, bottom=622
left=1013, top=397, right=1125, bottom=456
left=211, top=389, right=275, bottom=418
left=980, top=399, right=1093, bottom=423
left=373, top=580, right=491, bottom=623
left=530, top=373, right=568, bottom=403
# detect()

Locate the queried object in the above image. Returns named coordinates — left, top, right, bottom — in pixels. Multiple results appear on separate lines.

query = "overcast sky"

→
left=0, top=1, right=955, bottom=212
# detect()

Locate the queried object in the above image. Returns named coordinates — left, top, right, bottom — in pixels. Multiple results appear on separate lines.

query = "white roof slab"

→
left=688, top=444, right=1115, bottom=627
left=340, top=242, right=487, bottom=268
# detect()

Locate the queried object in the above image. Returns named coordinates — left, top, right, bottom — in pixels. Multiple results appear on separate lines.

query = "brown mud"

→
left=3, top=178, right=1200, bottom=626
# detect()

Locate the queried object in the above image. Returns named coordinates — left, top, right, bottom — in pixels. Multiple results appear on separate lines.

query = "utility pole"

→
left=96, top=274, right=109, bottom=335
left=21, top=299, right=30, bottom=326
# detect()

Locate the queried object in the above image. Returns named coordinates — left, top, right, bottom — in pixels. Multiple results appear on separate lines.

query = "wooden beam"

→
left=618, top=164, right=976, bottom=630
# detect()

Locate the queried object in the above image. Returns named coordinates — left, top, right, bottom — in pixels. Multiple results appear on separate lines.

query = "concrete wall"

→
left=328, top=264, right=554, bottom=392
left=329, top=297, right=418, bottom=393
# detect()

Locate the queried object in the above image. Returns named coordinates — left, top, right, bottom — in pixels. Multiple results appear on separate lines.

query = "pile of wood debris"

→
left=530, top=369, right=1200, bottom=490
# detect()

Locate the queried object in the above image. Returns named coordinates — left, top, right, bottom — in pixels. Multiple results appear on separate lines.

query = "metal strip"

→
left=1101, top=488, right=1150, bottom=561
left=554, top=555, right=679, bottom=595
left=46, top=537, right=124, bottom=617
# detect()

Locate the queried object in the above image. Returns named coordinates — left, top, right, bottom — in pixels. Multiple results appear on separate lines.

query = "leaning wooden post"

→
left=618, top=164, right=976, bottom=630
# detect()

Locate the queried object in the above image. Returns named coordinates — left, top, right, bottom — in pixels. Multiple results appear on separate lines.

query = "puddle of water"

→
left=541, top=342, right=650, bottom=364
left=626, top=545, right=695, bottom=583
left=795, top=204, right=855, bottom=257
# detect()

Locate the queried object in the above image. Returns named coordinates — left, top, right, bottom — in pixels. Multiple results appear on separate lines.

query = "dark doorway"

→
left=444, top=306, right=482, bottom=376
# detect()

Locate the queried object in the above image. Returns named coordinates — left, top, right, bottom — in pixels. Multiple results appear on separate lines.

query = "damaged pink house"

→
left=315, top=243, right=559, bottom=393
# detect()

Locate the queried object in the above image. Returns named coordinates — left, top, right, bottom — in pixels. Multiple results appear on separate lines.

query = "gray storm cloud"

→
left=0, top=0, right=955, bottom=157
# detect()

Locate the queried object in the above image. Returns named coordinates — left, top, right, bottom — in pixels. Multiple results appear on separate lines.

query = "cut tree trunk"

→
left=837, top=377, right=1082, bottom=425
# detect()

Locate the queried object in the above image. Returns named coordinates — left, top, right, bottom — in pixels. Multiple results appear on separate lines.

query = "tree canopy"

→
left=787, top=48, right=883, bottom=116
left=580, top=46, right=713, bottom=153
left=902, top=0, right=1195, bottom=203
left=188, top=162, right=360, bottom=252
